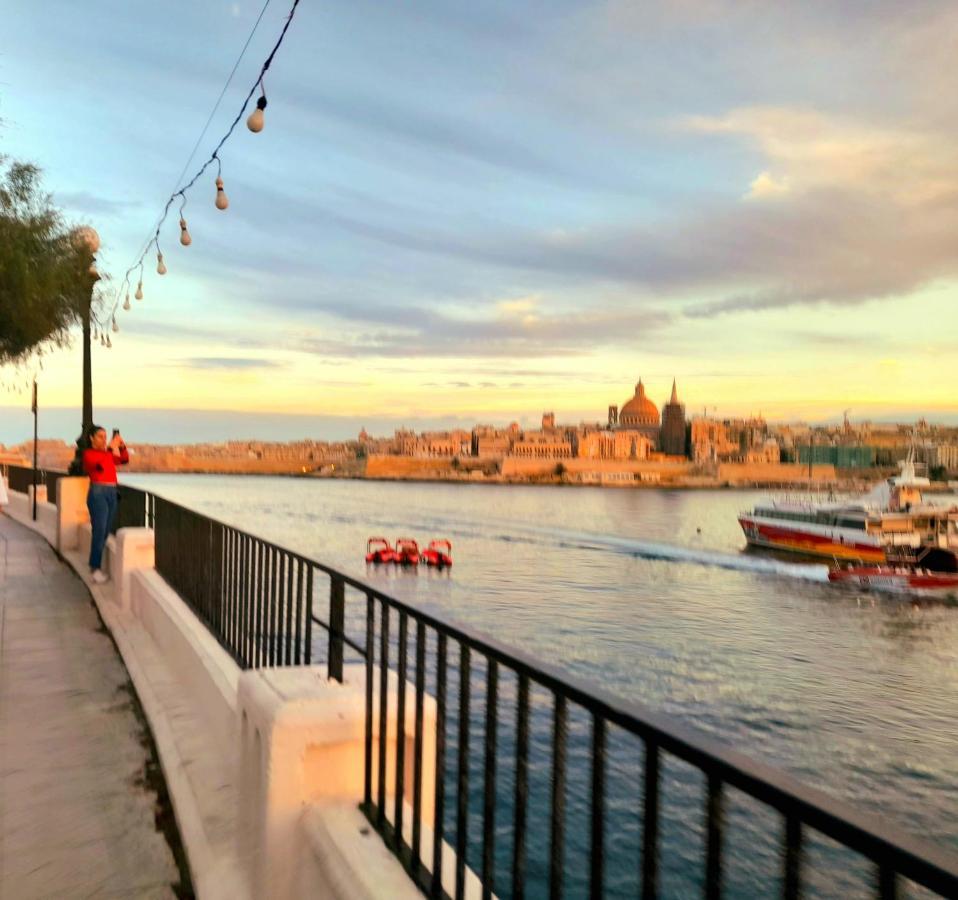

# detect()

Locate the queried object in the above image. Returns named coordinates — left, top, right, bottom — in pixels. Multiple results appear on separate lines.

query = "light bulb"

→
left=157, top=252, right=167, bottom=275
left=100, top=334, right=106, bottom=347
left=135, top=280, right=143, bottom=301
left=247, top=95, right=267, bottom=133
left=106, top=335, right=113, bottom=349
left=179, top=217, right=192, bottom=247
left=112, top=318, right=119, bottom=334
left=123, top=290, right=131, bottom=311
left=215, top=177, right=229, bottom=210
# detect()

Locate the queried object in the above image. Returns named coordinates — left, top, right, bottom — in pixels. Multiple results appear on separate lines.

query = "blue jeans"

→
left=87, top=484, right=118, bottom=571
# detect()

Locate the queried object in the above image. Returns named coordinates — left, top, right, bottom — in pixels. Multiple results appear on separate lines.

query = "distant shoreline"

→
left=122, top=467, right=889, bottom=493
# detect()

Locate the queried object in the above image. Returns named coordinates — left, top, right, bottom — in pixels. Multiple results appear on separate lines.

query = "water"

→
left=126, top=474, right=958, bottom=897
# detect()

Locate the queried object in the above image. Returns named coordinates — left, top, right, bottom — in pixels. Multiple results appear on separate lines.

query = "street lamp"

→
left=67, top=226, right=100, bottom=476
left=73, top=226, right=100, bottom=435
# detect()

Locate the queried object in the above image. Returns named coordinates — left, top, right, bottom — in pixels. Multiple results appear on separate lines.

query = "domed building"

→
left=618, top=379, right=661, bottom=446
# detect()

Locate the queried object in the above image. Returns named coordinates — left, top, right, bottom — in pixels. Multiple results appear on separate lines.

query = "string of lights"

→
left=94, top=0, right=301, bottom=343
left=1, top=0, right=301, bottom=397
left=101, top=0, right=274, bottom=335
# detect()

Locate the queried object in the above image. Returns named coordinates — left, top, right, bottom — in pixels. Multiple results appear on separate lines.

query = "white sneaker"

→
left=91, top=570, right=109, bottom=584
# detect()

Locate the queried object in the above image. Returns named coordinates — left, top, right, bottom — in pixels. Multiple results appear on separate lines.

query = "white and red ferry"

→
left=739, top=456, right=958, bottom=564
left=828, top=546, right=958, bottom=595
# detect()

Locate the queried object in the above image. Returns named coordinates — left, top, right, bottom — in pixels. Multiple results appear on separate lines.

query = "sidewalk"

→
left=0, top=512, right=185, bottom=899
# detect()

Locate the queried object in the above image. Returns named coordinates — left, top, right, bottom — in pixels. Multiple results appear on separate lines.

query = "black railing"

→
left=151, top=494, right=319, bottom=670
left=9, top=474, right=958, bottom=897
left=115, top=484, right=155, bottom=532
left=4, top=463, right=65, bottom=498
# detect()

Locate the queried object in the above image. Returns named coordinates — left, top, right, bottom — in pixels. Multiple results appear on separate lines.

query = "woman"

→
left=82, top=424, right=129, bottom=583
left=0, top=467, right=8, bottom=510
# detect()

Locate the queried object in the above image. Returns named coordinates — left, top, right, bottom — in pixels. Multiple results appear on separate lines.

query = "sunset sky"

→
left=2, top=1, right=957, bottom=442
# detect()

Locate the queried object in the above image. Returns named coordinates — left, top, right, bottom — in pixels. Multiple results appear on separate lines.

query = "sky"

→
left=1, top=0, right=957, bottom=443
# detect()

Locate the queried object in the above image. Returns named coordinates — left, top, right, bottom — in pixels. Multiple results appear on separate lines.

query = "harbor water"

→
left=126, top=474, right=958, bottom=898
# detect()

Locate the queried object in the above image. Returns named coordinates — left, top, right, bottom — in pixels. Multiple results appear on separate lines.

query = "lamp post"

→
left=73, top=226, right=100, bottom=435
left=67, top=226, right=100, bottom=476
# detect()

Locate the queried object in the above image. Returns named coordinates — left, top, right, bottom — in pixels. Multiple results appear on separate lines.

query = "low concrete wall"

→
left=501, top=456, right=693, bottom=478
left=3, top=489, right=59, bottom=546
left=130, top=566, right=239, bottom=751
left=57, top=476, right=90, bottom=552
left=718, top=461, right=837, bottom=484
left=237, top=663, right=441, bottom=900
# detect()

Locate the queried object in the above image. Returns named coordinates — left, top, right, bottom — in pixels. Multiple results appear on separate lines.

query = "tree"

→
left=0, top=157, right=95, bottom=365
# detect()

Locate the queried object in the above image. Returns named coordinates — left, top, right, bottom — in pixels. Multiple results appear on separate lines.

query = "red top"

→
left=83, top=445, right=129, bottom=484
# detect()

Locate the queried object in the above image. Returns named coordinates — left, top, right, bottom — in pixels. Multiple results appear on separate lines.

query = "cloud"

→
left=176, top=357, right=286, bottom=371
left=685, top=107, right=957, bottom=204
left=746, top=171, right=790, bottom=200
left=294, top=301, right=674, bottom=359
left=56, top=191, right=142, bottom=217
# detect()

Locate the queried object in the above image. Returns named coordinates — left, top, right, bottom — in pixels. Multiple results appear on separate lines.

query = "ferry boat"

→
left=739, top=456, right=958, bottom=563
left=828, top=546, right=958, bottom=594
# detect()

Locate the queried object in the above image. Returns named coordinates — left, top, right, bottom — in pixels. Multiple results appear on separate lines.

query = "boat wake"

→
left=400, top=513, right=831, bottom=583
left=524, top=526, right=831, bottom=582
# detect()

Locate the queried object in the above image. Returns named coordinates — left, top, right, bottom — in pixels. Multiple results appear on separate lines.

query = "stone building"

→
left=577, top=429, right=652, bottom=460
left=618, top=379, right=661, bottom=447
left=660, top=379, right=686, bottom=457
left=511, top=430, right=574, bottom=459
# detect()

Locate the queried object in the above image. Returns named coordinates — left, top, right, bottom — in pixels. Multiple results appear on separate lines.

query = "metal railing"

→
left=4, top=463, right=65, bottom=498
left=8, top=474, right=958, bottom=896
left=115, top=484, right=155, bottom=532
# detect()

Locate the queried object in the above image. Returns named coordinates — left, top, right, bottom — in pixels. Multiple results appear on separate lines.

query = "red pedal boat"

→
left=365, top=537, right=398, bottom=564
left=395, top=537, right=420, bottom=566
left=421, top=539, right=453, bottom=568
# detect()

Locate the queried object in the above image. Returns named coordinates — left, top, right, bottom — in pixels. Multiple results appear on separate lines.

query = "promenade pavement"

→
left=0, top=512, right=184, bottom=898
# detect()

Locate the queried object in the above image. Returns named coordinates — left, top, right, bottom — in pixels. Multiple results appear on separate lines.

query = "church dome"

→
left=620, top=379, right=660, bottom=426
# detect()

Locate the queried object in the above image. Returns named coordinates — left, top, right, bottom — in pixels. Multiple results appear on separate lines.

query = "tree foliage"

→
left=0, top=157, right=95, bottom=364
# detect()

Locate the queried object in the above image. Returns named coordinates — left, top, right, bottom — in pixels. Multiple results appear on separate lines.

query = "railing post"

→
left=328, top=575, right=345, bottom=683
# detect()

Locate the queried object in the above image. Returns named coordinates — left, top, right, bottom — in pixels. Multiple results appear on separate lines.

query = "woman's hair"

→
left=87, top=423, right=105, bottom=441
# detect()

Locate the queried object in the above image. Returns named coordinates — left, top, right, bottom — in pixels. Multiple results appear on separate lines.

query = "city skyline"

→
left=2, top=2, right=957, bottom=427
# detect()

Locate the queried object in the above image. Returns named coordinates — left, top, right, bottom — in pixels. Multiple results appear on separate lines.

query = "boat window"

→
left=837, top=518, right=866, bottom=530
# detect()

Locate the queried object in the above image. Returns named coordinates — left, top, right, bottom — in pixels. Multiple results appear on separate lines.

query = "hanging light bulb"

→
left=123, top=293, right=131, bottom=311
left=135, top=280, right=144, bottom=301
left=247, top=94, right=267, bottom=133
left=112, top=317, right=119, bottom=334
left=215, top=177, right=229, bottom=210
left=100, top=334, right=106, bottom=347
left=106, top=335, right=113, bottom=349
left=157, top=251, right=167, bottom=275
left=179, top=217, right=192, bottom=246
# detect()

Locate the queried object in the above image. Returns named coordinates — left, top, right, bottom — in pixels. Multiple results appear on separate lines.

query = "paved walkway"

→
left=0, top=513, right=183, bottom=899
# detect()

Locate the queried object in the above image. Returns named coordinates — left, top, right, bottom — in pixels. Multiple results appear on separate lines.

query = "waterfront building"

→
left=618, top=379, right=661, bottom=446
left=745, top=438, right=781, bottom=464
left=690, top=417, right=740, bottom=462
left=511, top=430, right=574, bottom=459
left=917, top=442, right=958, bottom=475
left=472, top=425, right=515, bottom=458
left=797, top=445, right=877, bottom=468
left=577, top=429, right=652, bottom=460
left=660, top=379, right=687, bottom=457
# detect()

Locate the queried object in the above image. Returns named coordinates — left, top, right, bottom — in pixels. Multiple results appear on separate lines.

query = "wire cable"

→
left=99, top=0, right=301, bottom=331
